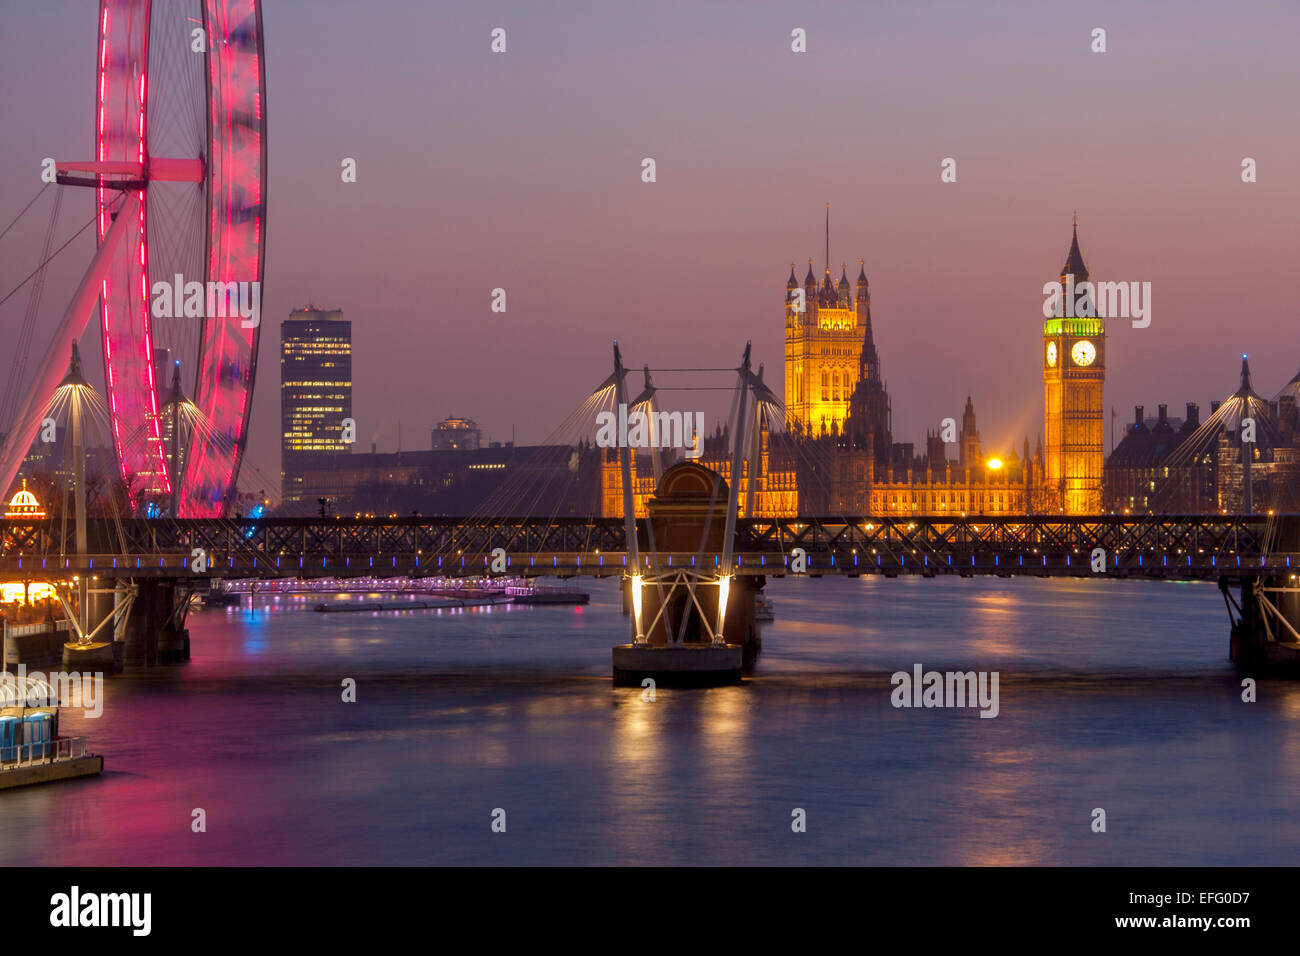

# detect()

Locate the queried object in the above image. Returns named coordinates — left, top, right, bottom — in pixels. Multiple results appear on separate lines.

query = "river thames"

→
left=2, top=575, right=1297, bottom=866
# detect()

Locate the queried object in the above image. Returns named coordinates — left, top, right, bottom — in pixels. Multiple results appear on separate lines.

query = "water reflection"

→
left=1, top=575, right=1295, bottom=865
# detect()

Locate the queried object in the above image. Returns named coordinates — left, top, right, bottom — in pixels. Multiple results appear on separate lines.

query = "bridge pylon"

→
left=611, top=344, right=765, bottom=686
left=613, top=461, right=761, bottom=686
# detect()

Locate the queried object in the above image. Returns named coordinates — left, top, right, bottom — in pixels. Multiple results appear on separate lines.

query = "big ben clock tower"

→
left=1043, top=218, right=1105, bottom=513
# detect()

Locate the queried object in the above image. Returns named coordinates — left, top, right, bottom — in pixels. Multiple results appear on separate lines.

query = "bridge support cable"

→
left=0, top=208, right=99, bottom=315
left=0, top=182, right=51, bottom=245
left=386, top=382, right=607, bottom=572
left=0, top=187, right=64, bottom=432
left=0, top=192, right=138, bottom=502
left=628, top=364, right=663, bottom=485
left=451, top=383, right=611, bottom=565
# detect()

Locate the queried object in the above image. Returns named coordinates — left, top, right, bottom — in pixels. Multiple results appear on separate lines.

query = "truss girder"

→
left=0, top=515, right=1289, bottom=579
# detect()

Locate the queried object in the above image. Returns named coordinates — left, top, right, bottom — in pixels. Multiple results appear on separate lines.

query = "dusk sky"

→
left=1, top=0, right=1297, bottom=499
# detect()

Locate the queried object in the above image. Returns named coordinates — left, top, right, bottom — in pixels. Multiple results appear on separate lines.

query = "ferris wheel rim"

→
left=92, top=0, right=266, bottom=517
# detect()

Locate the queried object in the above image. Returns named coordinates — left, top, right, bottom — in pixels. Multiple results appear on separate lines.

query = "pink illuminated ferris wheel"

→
left=54, top=0, right=266, bottom=517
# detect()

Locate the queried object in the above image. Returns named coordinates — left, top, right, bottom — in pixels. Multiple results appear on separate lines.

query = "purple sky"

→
left=1, top=0, right=1298, bottom=497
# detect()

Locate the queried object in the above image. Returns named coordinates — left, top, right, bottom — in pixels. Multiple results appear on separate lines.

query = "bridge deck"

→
left=1, top=515, right=1296, bottom=581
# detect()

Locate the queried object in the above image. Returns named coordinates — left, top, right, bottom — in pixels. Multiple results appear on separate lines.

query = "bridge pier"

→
left=612, top=461, right=760, bottom=687
left=1225, top=517, right=1300, bottom=675
left=50, top=578, right=124, bottom=673
left=118, top=580, right=190, bottom=667
left=1225, top=575, right=1300, bottom=674
left=606, top=344, right=771, bottom=687
left=57, top=579, right=189, bottom=671
left=62, top=637, right=124, bottom=673
left=614, top=570, right=762, bottom=686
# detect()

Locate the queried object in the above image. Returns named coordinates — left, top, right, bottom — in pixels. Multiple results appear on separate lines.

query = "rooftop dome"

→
left=4, top=480, right=44, bottom=519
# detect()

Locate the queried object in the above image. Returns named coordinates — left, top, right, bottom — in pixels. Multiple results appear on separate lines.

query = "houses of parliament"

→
left=600, top=219, right=1107, bottom=518
left=287, top=217, right=1296, bottom=519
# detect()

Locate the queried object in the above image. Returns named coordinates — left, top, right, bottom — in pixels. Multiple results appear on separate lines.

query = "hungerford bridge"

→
left=2, top=343, right=1299, bottom=684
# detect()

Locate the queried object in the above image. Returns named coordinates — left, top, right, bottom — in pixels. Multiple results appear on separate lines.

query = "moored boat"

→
left=0, top=675, right=102, bottom=789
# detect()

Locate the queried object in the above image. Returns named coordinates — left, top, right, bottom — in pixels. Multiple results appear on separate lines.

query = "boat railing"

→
left=2, top=736, right=89, bottom=767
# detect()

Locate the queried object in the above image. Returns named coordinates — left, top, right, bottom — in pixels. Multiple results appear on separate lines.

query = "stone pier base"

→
left=61, top=641, right=123, bottom=674
left=612, top=643, right=744, bottom=687
left=1230, top=629, right=1300, bottom=674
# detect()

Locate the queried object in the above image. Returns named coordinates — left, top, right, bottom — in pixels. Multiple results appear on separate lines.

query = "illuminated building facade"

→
left=784, top=256, right=879, bottom=440
left=1043, top=223, right=1106, bottom=513
left=281, top=308, right=352, bottom=506
left=818, top=391, right=1040, bottom=517
left=431, top=417, right=481, bottom=451
left=599, top=220, right=1079, bottom=519
left=4, top=480, right=45, bottom=519
left=1104, top=360, right=1300, bottom=513
left=597, top=402, right=1038, bottom=519
left=1, top=482, right=55, bottom=607
left=322, top=217, right=1125, bottom=521
left=788, top=214, right=1045, bottom=517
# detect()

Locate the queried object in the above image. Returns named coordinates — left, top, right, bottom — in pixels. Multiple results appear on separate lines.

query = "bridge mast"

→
left=633, top=365, right=662, bottom=484
left=610, top=343, right=640, bottom=573
left=721, top=344, right=751, bottom=565
left=65, top=345, right=89, bottom=633
left=744, top=365, right=768, bottom=519
left=169, top=363, right=183, bottom=516
left=1243, top=431, right=1253, bottom=513
left=714, top=344, right=752, bottom=642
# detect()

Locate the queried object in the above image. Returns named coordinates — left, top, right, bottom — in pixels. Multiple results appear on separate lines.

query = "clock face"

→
left=1046, top=342, right=1057, bottom=367
left=1071, top=340, right=1096, bottom=366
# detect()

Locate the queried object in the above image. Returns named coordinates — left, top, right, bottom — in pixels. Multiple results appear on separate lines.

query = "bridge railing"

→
left=0, top=515, right=1294, bottom=579
left=4, top=548, right=1294, bottom=580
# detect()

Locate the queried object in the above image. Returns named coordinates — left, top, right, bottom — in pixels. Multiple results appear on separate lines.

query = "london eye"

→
left=0, top=0, right=267, bottom=517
